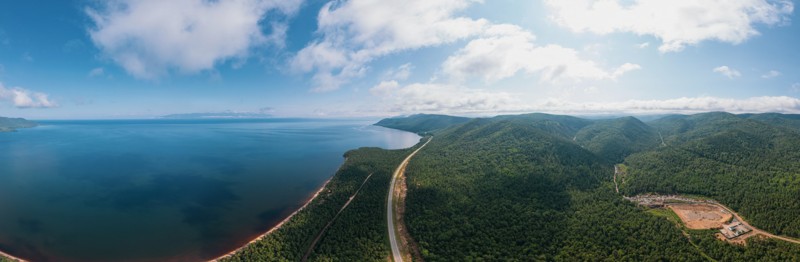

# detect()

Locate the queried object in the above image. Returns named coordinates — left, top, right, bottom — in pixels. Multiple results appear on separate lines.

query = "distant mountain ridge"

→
left=0, top=116, right=37, bottom=132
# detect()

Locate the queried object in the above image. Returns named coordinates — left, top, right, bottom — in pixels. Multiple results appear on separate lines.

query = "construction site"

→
left=626, top=194, right=755, bottom=244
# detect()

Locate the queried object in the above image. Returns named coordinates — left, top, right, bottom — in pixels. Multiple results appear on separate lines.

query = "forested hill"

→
left=0, top=116, right=37, bottom=132
left=493, top=113, right=593, bottom=139
left=623, top=112, right=800, bottom=238
left=374, top=114, right=470, bottom=134
left=739, top=112, right=800, bottom=130
left=403, top=117, right=703, bottom=260
left=379, top=112, right=800, bottom=260
left=575, top=116, right=659, bottom=163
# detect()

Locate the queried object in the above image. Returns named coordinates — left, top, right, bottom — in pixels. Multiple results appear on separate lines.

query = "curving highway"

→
left=388, top=137, right=432, bottom=262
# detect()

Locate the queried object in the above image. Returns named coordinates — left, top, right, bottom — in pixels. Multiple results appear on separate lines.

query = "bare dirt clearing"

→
left=668, top=204, right=732, bottom=229
left=628, top=194, right=800, bottom=245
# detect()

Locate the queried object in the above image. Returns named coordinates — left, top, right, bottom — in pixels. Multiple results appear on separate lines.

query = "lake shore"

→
left=208, top=157, right=349, bottom=262
left=208, top=177, right=332, bottom=261
left=0, top=249, right=28, bottom=262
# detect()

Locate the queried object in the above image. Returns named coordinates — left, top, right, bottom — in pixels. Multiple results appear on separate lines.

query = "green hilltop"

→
left=374, top=114, right=470, bottom=134
left=0, top=116, right=37, bottom=132
left=387, top=112, right=800, bottom=260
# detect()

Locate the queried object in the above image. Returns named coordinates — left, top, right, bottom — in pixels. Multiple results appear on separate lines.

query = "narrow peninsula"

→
left=0, top=117, right=37, bottom=132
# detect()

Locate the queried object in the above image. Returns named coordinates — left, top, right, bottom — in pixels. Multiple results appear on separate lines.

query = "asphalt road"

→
left=387, top=137, right=432, bottom=262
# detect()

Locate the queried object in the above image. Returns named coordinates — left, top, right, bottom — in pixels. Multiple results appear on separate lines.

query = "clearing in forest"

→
left=668, top=204, right=732, bottom=229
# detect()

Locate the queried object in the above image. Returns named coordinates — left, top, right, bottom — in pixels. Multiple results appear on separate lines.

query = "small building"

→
left=720, top=221, right=752, bottom=239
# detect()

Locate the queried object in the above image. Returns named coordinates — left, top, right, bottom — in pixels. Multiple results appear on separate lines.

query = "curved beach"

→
left=208, top=177, right=334, bottom=261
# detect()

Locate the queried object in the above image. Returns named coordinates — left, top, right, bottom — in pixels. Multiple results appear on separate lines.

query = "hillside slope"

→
left=378, top=112, right=800, bottom=260
left=575, top=116, right=659, bottom=163
left=374, top=114, right=471, bottom=134
left=623, top=112, right=800, bottom=237
left=0, top=117, right=37, bottom=132
left=403, top=118, right=705, bottom=260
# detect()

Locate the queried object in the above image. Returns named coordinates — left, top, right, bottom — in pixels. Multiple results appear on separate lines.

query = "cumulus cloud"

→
left=0, top=83, right=57, bottom=108
left=86, top=0, right=302, bottom=79
left=368, top=78, right=800, bottom=114
left=369, top=81, right=515, bottom=113
left=292, top=0, right=488, bottom=92
left=442, top=24, right=640, bottom=83
left=544, top=0, right=794, bottom=52
left=761, top=70, right=781, bottom=79
left=637, top=42, right=650, bottom=49
left=532, top=96, right=800, bottom=114
left=713, top=66, right=741, bottom=79
left=295, top=0, right=642, bottom=91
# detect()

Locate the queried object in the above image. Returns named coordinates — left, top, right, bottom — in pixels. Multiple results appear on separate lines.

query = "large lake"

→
left=0, top=119, right=419, bottom=261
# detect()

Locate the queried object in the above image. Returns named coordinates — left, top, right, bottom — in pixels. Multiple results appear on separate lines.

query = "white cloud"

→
left=292, top=0, right=488, bottom=92
left=545, top=0, right=794, bottom=52
left=384, top=63, right=414, bottom=81
left=713, top=66, right=741, bottom=79
left=86, top=0, right=301, bottom=79
left=530, top=96, right=800, bottom=114
left=294, top=0, right=645, bottom=91
left=369, top=81, right=516, bottom=113
left=368, top=78, right=800, bottom=114
left=637, top=42, right=650, bottom=49
left=88, top=67, right=105, bottom=77
left=442, top=24, right=640, bottom=83
left=369, top=80, right=401, bottom=96
left=761, top=70, right=781, bottom=79
left=0, top=83, right=57, bottom=108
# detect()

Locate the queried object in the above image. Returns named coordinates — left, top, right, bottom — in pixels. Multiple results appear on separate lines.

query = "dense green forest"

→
left=402, top=117, right=703, bottom=260
left=0, top=117, right=36, bottom=132
left=393, top=112, right=800, bottom=260
left=687, top=230, right=800, bottom=261
left=575, top=116, right=660, bottom=163
left=740, top=112, right=800, bottom=130
left=622, top=112, right=800, bottom=237
left=222, top=146, right=416, bottom=261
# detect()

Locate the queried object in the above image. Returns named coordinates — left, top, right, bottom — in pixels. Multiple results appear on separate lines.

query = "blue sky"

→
left=0, top=0, right=799, bottom=119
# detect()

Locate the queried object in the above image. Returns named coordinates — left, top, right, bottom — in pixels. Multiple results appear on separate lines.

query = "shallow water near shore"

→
left=0, top=119, right=419, bottom=262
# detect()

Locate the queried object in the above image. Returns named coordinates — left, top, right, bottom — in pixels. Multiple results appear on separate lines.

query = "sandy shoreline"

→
left=208, top=177, right=332, bottom=261
left=208, top=157, right=348, bottom=261
left=0, top=249, right=28, bottom=262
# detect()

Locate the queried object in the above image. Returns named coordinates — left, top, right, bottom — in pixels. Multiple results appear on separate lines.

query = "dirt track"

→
left=629, top=194, right=800, bottom=245
left=714, top=202, right=800, bottom=245
left=301, top=173, right=374, bottom=261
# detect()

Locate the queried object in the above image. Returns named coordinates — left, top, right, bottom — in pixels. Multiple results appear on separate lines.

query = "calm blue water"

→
left=0, top=119, right=419, bottom=262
